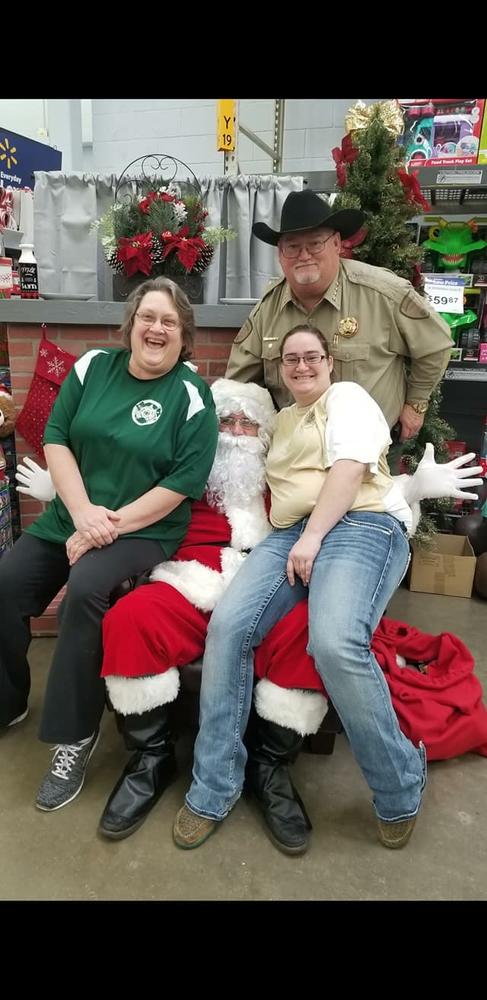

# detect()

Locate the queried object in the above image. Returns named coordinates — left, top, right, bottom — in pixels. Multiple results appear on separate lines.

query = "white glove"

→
left=399, top=443, right=483, bottom=506
left=15, top=456, right=56, bottom=502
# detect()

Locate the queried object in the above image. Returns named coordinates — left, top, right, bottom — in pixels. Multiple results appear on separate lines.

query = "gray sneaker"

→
left=36, top=731, right=100, bottom=811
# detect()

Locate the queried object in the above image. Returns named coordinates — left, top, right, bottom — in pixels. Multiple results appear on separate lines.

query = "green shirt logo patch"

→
left=132, top=399, right=163, bottom=426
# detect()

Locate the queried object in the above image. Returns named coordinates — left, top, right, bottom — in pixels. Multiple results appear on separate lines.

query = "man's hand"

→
left=15, top=457, right=56, bottom=502
left=398, top=403, right=425, bottom=442
left=404, top=442, right=483, bottom=504
left=72, top=503, right=120, bottom=547
left=66, top=530, right=96, bottom=566
left=287, top=532, right=322, bottom=587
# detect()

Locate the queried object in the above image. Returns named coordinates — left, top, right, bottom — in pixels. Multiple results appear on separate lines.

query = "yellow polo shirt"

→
left=266, top=382, right=413, bottom=533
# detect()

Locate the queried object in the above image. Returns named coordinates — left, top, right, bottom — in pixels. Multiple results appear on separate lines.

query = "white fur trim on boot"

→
left=149, top=560, right=225, bottom=612
left=105, top=667, right=180, bottom=716
left=254, top=678, right=328, bottom=737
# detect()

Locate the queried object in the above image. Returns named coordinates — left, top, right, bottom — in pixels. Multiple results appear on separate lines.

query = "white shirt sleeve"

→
left=324, top=383, right=391, bottom=474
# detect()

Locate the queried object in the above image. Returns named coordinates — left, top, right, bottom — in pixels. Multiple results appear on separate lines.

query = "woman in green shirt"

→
left=0, top=277, right=218, bottom=813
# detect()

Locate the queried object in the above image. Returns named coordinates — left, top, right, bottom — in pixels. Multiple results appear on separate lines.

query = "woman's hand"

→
left=66, top=530, right=95, bottom=566
left=287, top=531, right=322, bottom=587
left=72, top=503, right=120, bottom=546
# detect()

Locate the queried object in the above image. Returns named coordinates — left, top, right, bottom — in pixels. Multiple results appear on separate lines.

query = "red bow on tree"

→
left=340, top=225, right=368, bottom=259
left=116, top=232, right=153, bottom=276
left=332, top=134, right=359, bottom=189
left=396, top=169, right=431, bottom=213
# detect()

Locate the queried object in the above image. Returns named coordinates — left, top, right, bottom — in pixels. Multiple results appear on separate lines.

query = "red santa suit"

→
left=101, top=376, right=487, bottom=760
left=102, top=489, right=487, bottom=760
left=101, top=490, right=273, bottom=715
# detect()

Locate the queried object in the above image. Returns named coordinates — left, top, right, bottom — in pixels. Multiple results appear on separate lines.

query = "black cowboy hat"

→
left=252, top=189, right=365, bottom=245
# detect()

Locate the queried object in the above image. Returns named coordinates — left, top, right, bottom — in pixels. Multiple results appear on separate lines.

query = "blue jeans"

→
left=186, top=511, right=425, bottom=823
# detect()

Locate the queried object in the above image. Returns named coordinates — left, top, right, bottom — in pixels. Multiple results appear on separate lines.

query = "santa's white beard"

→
left=206, top=433, right=267, bottom=509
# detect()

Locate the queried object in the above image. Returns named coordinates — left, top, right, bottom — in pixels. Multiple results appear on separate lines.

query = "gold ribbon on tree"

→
left=345, top=100, right=404, bottom=138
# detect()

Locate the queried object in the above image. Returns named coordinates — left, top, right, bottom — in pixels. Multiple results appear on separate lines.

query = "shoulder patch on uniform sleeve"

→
left=234, top=318, right=253, bottom=344
left=234, top=278, right=284, bottom=344
left=183, top=380, right=206, bottom=421
left=399, top=289, right=431, bottom=320
left=74, top=349, right=110, bottom=385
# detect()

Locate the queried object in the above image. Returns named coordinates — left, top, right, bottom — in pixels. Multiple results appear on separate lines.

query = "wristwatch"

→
left=407, top=400, right=429, bottom=414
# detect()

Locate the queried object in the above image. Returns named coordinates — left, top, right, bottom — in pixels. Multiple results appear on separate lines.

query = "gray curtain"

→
left=200, top=174, right=303, bottom=303
left=33, top=171, right=303, bottom=302
left=34, top=171, right=117, bottom=298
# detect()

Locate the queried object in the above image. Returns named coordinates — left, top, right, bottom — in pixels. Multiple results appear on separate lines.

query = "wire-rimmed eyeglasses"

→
left=281, top=352, right=326, bottom=367
left=279, top=233, right=334, bottom=259
left=219, top=416, right=259, bottom=430
left=135, top=311, right=180, bottom=331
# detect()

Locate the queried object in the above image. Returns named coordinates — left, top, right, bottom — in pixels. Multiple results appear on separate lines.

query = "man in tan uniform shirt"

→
left=226, top=190, right=452, bottom=441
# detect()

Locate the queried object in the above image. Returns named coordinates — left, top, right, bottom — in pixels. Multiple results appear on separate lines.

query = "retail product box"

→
left=478, top=104, right=487, bottom=164
left=398, top=99, right=485, bottom=169
left=409, top=533, right=476, bottom=598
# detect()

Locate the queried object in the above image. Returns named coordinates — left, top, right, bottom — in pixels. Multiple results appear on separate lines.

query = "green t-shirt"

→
left=27, top=348, right=218, bottom=557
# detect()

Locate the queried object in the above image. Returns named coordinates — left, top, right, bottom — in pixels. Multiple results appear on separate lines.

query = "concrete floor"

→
left=1, top=584, right=486, bottom=901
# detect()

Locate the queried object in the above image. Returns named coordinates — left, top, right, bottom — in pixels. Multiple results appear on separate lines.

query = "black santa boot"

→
left=245, top=709, right=312, bottom=855
left=99, top=706, right=177, bottom=840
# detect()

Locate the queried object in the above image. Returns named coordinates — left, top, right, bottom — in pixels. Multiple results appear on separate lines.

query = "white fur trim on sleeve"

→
left=254, top=678, right=328, bottom=736
left=105, top=667, right=180, bottom=715
left=149, top=560, right=225, bottom=612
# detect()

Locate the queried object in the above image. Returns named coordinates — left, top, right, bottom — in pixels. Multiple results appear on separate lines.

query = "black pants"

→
left=0, top=532, right=162, bottom=741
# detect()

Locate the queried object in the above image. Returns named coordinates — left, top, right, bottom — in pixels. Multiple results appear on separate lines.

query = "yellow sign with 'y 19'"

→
left=217, top=100, right=236, bottom=152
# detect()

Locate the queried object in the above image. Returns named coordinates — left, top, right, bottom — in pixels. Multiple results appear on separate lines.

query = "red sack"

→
left=16, top=325, right=77, bottom=457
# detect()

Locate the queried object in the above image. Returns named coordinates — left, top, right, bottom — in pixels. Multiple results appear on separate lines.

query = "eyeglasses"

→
left=135, top=311, right=180, bottom=331
left=281, top=352, right=326, bottom=367
left=279, top=233, right=334, bottom=259
left=219, top=416, right=259, bottom=430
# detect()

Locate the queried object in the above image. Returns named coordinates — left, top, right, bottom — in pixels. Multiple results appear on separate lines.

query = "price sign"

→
left=423, top=274, right=464, bottom=315
left=217, top=99, right=236, bottom=152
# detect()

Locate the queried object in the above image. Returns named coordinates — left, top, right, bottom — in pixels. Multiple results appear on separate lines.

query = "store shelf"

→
left=444, top=363, right=487, bottom=381
left=413, top=164, right=487, bottom=217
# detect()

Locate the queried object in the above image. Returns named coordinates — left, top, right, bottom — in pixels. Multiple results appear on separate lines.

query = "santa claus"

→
left=17, top=380, right=484, bottom=851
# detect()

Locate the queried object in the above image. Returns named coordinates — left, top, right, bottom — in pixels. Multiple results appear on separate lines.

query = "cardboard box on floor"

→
left=409, top=533, right=476, bottom=598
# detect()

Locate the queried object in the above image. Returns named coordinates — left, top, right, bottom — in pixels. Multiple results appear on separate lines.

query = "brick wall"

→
left=7, top=322, right=237, bottom=633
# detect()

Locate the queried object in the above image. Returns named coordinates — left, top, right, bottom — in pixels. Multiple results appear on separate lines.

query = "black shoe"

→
left=99, top=750, right=177, bottom=839
left=99, top=706, right=177, bottom=840
left=248, top=762, right=311, bottom=855
left=245, top=712, right=311, bottom=855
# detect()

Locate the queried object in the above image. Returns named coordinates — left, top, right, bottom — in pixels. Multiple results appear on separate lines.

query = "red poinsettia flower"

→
left=396, top=168, right=431, bottom=212
left=117, top=232, right=153, bottom=276
left=138, top=191, right=158, bottom=214
left=161, top=233, right=206, bottom=272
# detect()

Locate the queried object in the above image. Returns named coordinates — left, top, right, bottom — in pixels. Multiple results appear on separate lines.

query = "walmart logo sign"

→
left=0, top=136, right=18, bottom=170
left=0, top=127, right=61, bottom=188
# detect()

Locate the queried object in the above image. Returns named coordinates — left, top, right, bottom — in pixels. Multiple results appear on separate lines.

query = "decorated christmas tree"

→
left=332, top=101, right=455, bottom=543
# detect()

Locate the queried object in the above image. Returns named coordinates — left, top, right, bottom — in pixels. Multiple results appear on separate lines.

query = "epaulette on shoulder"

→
left=260, top=276, right=286, bottom=301
left=343, top=259, right=410, bottom=302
